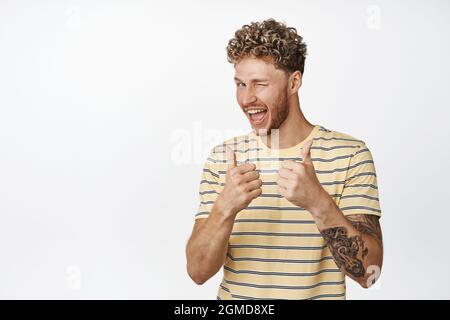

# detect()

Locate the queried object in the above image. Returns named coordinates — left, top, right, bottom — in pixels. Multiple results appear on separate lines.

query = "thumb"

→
left=301, top=139, right=313, bottom=164
left=225, top=146, right=236, bottom=169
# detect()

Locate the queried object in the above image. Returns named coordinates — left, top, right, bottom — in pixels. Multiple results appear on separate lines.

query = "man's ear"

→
left=288, top=70, right=302, bottom=93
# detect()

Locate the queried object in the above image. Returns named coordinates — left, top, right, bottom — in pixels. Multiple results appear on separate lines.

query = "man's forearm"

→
left=309, top=193, right=383, bottom=288
left=186, top=203, right=235, bottom=285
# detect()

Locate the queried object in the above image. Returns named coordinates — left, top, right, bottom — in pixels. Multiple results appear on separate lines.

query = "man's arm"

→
left=186, top=147, right=262, bottom=285
left=186, top=204, right=235, bottom=285
left=277, top=139, right=383, bottom=288
left=310, top=197, right=383, bottom=288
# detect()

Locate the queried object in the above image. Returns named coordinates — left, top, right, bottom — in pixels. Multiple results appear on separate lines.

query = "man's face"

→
left=234, top=57, right=290, bottom=135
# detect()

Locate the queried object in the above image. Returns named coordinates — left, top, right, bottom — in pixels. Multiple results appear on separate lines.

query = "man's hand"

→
left=216, top=146, right=262, bottom=219
left=276, top=139, right=329, bottom=212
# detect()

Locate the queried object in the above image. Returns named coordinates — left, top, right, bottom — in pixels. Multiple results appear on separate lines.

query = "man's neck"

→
left=264, top=103, right=314, bottom=149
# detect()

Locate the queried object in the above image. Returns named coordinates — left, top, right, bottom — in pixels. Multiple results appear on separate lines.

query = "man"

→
left=185, top=18, right=383, bottom=300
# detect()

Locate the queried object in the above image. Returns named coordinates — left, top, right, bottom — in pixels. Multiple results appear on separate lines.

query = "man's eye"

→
left=236, top=83, right=245, bottom=87
left=256, top=83, right=267, bottom=86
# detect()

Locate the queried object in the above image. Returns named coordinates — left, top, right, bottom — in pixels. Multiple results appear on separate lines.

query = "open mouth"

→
left=246, top=108, right=268, bottom=126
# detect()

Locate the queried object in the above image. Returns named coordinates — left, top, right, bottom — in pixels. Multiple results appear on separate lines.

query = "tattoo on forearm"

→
left=321, top=215, right=382, bottom=278
left=346, top=214, right=383, bottom=242
left=321, top=227, right=368, bottom=278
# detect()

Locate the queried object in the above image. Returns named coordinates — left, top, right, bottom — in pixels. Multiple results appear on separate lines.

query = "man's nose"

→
left=243, top=86, right=257, bottom=105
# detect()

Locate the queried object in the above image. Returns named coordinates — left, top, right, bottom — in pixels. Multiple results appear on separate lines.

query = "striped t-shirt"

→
left=195, top=124, right=382, bottom=300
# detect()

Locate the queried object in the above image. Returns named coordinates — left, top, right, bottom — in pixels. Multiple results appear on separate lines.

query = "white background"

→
left=0, top=0, right=449, bottom=299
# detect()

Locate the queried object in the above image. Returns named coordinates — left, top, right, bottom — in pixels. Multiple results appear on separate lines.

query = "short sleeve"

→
left=338, top=142, right=382, bottom=218
left=195, top=147, right=222, bottom=220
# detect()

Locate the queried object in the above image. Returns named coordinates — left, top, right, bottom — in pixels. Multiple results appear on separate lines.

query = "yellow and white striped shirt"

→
left=195, top=124, right=382, bottom=300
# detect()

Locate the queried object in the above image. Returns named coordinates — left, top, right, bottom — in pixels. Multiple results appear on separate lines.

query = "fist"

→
left=216, top=146, right=262, bottom=218
left=276, top=139, right=328, bottom=212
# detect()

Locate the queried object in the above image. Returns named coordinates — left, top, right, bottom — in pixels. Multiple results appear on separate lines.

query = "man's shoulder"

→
left=316, top=126, right=375, bottom=165
left=317, top=125, right=367, bottom=149
left=206, top=131, right=254, bottom=163
left=212, top=131, right=255, bottom=152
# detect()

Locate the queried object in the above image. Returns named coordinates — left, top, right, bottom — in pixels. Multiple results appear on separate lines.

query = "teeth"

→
left=247, top=109, right=266, bottom=114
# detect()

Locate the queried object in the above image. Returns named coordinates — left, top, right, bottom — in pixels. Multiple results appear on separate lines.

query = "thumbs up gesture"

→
left=277, top=139, right=329, bottom=212
left=215, top=146, right=262, bottom=219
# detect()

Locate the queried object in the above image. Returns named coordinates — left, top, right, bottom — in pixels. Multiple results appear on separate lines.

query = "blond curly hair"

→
left=226, top=18, right=307, bottom=74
